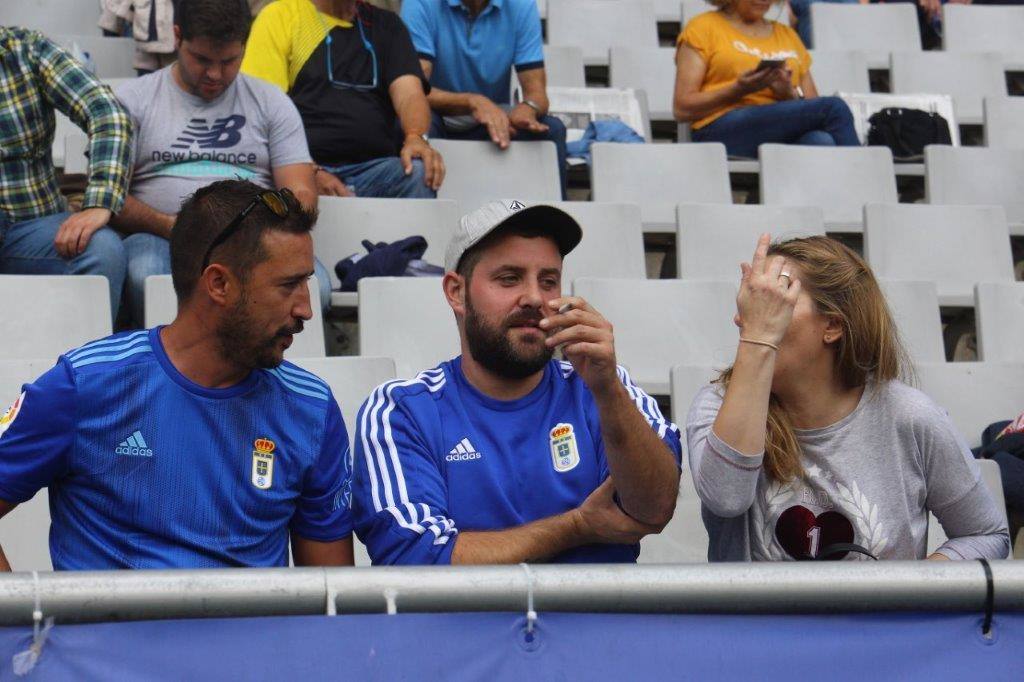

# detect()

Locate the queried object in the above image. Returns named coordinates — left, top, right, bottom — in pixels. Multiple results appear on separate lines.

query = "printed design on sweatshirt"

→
left=752, top=466, right=890, bottom=560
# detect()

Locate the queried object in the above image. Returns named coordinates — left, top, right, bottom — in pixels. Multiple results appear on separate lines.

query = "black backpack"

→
left=866, top=108, right=952, bottom=161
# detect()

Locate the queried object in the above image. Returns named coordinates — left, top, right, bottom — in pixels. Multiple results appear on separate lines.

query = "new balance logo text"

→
left=171, top=115, right=247, bottom=149
left=446, top=438, right=482, bottom=462
left=116, top=430, right=153, bottom=457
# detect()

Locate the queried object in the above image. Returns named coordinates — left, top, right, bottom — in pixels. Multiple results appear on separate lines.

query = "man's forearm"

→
left=451, top=509, right=586, bottom=564
left=394, top=89, right=433, bottom=138
left=108, top=195, right=175, bottom=239
left=593, top=382, right=679, bottom=526
left=426, top=87, right=480, bottom=116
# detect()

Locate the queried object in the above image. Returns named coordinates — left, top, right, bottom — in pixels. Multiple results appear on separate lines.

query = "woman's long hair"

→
left=716, top=236, right=911, bottom=482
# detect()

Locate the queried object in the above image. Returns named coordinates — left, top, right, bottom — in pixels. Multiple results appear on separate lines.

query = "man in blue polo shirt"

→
left=401, top=0, right=568, bottom=198
left=0, top=180, right=353, bottom=570
left=352, top=200, right=681, bottom=564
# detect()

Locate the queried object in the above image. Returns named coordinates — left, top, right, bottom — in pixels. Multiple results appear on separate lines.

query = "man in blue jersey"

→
left=0, top=179, right=354, bottom=570
left=353, top=200, right=681, bottom=564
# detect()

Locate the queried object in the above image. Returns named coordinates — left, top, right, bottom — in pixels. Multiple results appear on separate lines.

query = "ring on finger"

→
left=779, top=271, right=792, bottom=283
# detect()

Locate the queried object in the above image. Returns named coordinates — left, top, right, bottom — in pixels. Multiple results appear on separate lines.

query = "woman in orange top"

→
left=673, top=0, right=858, bottom=158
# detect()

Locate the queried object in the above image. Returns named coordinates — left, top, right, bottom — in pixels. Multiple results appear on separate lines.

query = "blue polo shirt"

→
left=401, top=0, right=544, bottom=105
left=352, top=358, right=682, bottom=565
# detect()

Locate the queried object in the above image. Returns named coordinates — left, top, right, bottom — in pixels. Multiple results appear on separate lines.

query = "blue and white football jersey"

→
left=353, top=357, right=682, bottom=564
left=0, top=328, right=353, bottom=569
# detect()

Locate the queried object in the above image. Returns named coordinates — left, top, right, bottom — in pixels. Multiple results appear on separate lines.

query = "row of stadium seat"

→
left=4, top=270, right=1023, bottom=394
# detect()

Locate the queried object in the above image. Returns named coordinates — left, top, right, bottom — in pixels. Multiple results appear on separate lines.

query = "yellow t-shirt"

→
left=678, top=11, right=811, bottom=130
left=241, top=0, right=353, bottom=92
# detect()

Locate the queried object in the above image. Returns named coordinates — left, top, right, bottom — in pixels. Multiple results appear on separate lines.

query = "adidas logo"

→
left=446, top=437, right=482, bottom=462
left=115, top=430, right=154, bottom=457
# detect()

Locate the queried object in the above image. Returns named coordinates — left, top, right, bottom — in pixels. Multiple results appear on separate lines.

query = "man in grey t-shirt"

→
left=111, top=0, right=330, bottom=325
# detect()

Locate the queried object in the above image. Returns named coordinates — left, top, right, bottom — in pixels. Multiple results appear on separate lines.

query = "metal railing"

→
left=0, top=561, right=1021, bottom=625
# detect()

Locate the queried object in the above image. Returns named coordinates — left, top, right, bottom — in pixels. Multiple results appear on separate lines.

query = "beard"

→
left=464, top=294, right=553, bottom=380
left=216, top=291, right=304, bottom=370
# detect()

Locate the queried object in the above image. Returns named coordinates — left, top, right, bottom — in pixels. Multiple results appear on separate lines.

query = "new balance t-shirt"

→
left=242, top=0, right=428, bottom=166
left=352, top=357, right=682, bottom=565
left=0, top=328, right=352, bottom=570
left=114, top=67, right=312, bottom=214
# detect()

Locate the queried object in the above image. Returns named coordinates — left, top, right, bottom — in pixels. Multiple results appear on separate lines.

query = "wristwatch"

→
left=522, top=99, right=543, bottom=116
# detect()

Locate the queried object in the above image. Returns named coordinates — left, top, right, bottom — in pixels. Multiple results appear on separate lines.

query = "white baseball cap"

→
left=444, top=199, right=583, bottom=272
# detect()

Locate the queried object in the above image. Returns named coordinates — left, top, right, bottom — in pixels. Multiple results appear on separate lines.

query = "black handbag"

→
left=866, top=107, right=952, bottom=161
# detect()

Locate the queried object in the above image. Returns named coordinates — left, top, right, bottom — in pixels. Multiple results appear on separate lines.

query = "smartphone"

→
left=754, top=58, right=786, bottom=73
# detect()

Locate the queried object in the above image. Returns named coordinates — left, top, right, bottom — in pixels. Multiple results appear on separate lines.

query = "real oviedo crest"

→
left=549, top=423, right=580, bottom=473
left=251, top=438, right=275, bottom=490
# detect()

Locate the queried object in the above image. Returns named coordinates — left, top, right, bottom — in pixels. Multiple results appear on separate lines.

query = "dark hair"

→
left=171, top=179, right=316, bottom=301
left=455, top=220, right=560, bottom=281
left=176, top=0, right=253, bottom=44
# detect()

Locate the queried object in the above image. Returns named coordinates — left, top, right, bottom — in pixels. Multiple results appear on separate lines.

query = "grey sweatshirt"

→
left=686, top=380, right=1010, bottom=562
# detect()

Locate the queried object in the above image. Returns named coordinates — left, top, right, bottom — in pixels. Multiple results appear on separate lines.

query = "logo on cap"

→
left=507, top=200, right=526, bottom=211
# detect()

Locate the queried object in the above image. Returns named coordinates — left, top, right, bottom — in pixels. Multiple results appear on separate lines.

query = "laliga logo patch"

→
left=549, top=423, right=579, bottom=473
left=0, top=393, right=25, bottom=439
left=251, top=438, right=275, bottom=490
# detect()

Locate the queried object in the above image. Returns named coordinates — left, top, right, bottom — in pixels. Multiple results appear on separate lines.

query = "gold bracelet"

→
left=739, top=338, right=780, bottom=352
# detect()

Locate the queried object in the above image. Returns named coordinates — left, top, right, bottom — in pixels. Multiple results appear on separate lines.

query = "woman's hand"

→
left=767, top=67, right=797, bottom=100
left=735, top=233, right=802, bottom=347
left=733, top=66, right=781, bottom=96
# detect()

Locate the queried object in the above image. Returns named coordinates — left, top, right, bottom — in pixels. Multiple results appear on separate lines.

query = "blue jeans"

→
left=123, top=233, right=334, bottom=326
left=429, top=112, right=569, bottom=199
left=322, top=157, right=436, bottom=199
left=692, top=96, right=859, bottom=159
left=788, top=0, right=860, bottom=48
left=0, top=211, right=126, bottom=323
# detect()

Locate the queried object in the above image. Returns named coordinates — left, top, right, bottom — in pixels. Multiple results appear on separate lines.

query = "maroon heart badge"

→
left=774, top=505, right=855, bottom=560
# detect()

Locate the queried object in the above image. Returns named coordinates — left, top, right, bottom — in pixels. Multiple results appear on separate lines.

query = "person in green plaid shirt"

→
left=1, top=26, right=132, bottom=319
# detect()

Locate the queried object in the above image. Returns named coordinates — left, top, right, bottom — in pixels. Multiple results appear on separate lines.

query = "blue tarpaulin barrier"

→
left=1, top=611, right=1021, bottom=680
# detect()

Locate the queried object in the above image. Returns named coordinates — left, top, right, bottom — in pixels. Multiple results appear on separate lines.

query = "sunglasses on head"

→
left=201, top=188, right=294, bottom=270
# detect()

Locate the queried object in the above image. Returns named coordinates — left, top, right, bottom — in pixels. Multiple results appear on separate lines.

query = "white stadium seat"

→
left=924, top=145, right=1024, bottom=235
left=542, top=45, right=586, bottom=88
left=52, top=35, right=136, bottom=78
left=975, top=282, right=1024, bottom=364
left=144, top=275, right=327, bottom=358
left=0, top=275, right=111, bottom=360
left=916, top=362, right=1024, bottom=448
left=864, top=204, right=1015, bottom=307
left=591, top=142, right=732, bottom=233
left=807, top=50, right=871, bottom=95
left=571, top=278, right=738, bottom=395
left=289, top=357, right=397, bottom=443
left=608, top=46, right=678, bottom=122
left=943, top=4, right=1024, bottom=71
left=546, top=0, right=659, bottom=67
left=889, top=51, right=1006, bottom=126
left=433, top=140, right=561, bottom=214
left=676, top=204, right=825, bottom=280
left=983, top=97, right=1024, bottom=149
left=0, top=0, right=104, bottom=37
left=312, top=197, right=459, bottom=307
left=680, top=0, right=715, bottom=25
left=358, top=278, right=459, bottom=380
left=535, top=202, right=647, bottom=283
left=810, top=3, right=920, bottom=69
left=759, top=144, right=897, bottom=233
left=877, top=280, right=946, bottom=365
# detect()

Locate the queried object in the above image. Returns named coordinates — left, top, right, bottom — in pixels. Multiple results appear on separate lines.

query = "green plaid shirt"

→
left=0, top=27, right=133, bottom=222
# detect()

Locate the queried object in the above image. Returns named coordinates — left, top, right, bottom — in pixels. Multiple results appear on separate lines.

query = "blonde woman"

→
left=686, top=235, right=1010, bottom=561
left=673, top=0, right=858, bottom=158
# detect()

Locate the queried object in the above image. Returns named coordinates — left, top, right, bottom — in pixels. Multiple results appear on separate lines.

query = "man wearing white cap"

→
left=351, top=200, right=681, bottom=564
